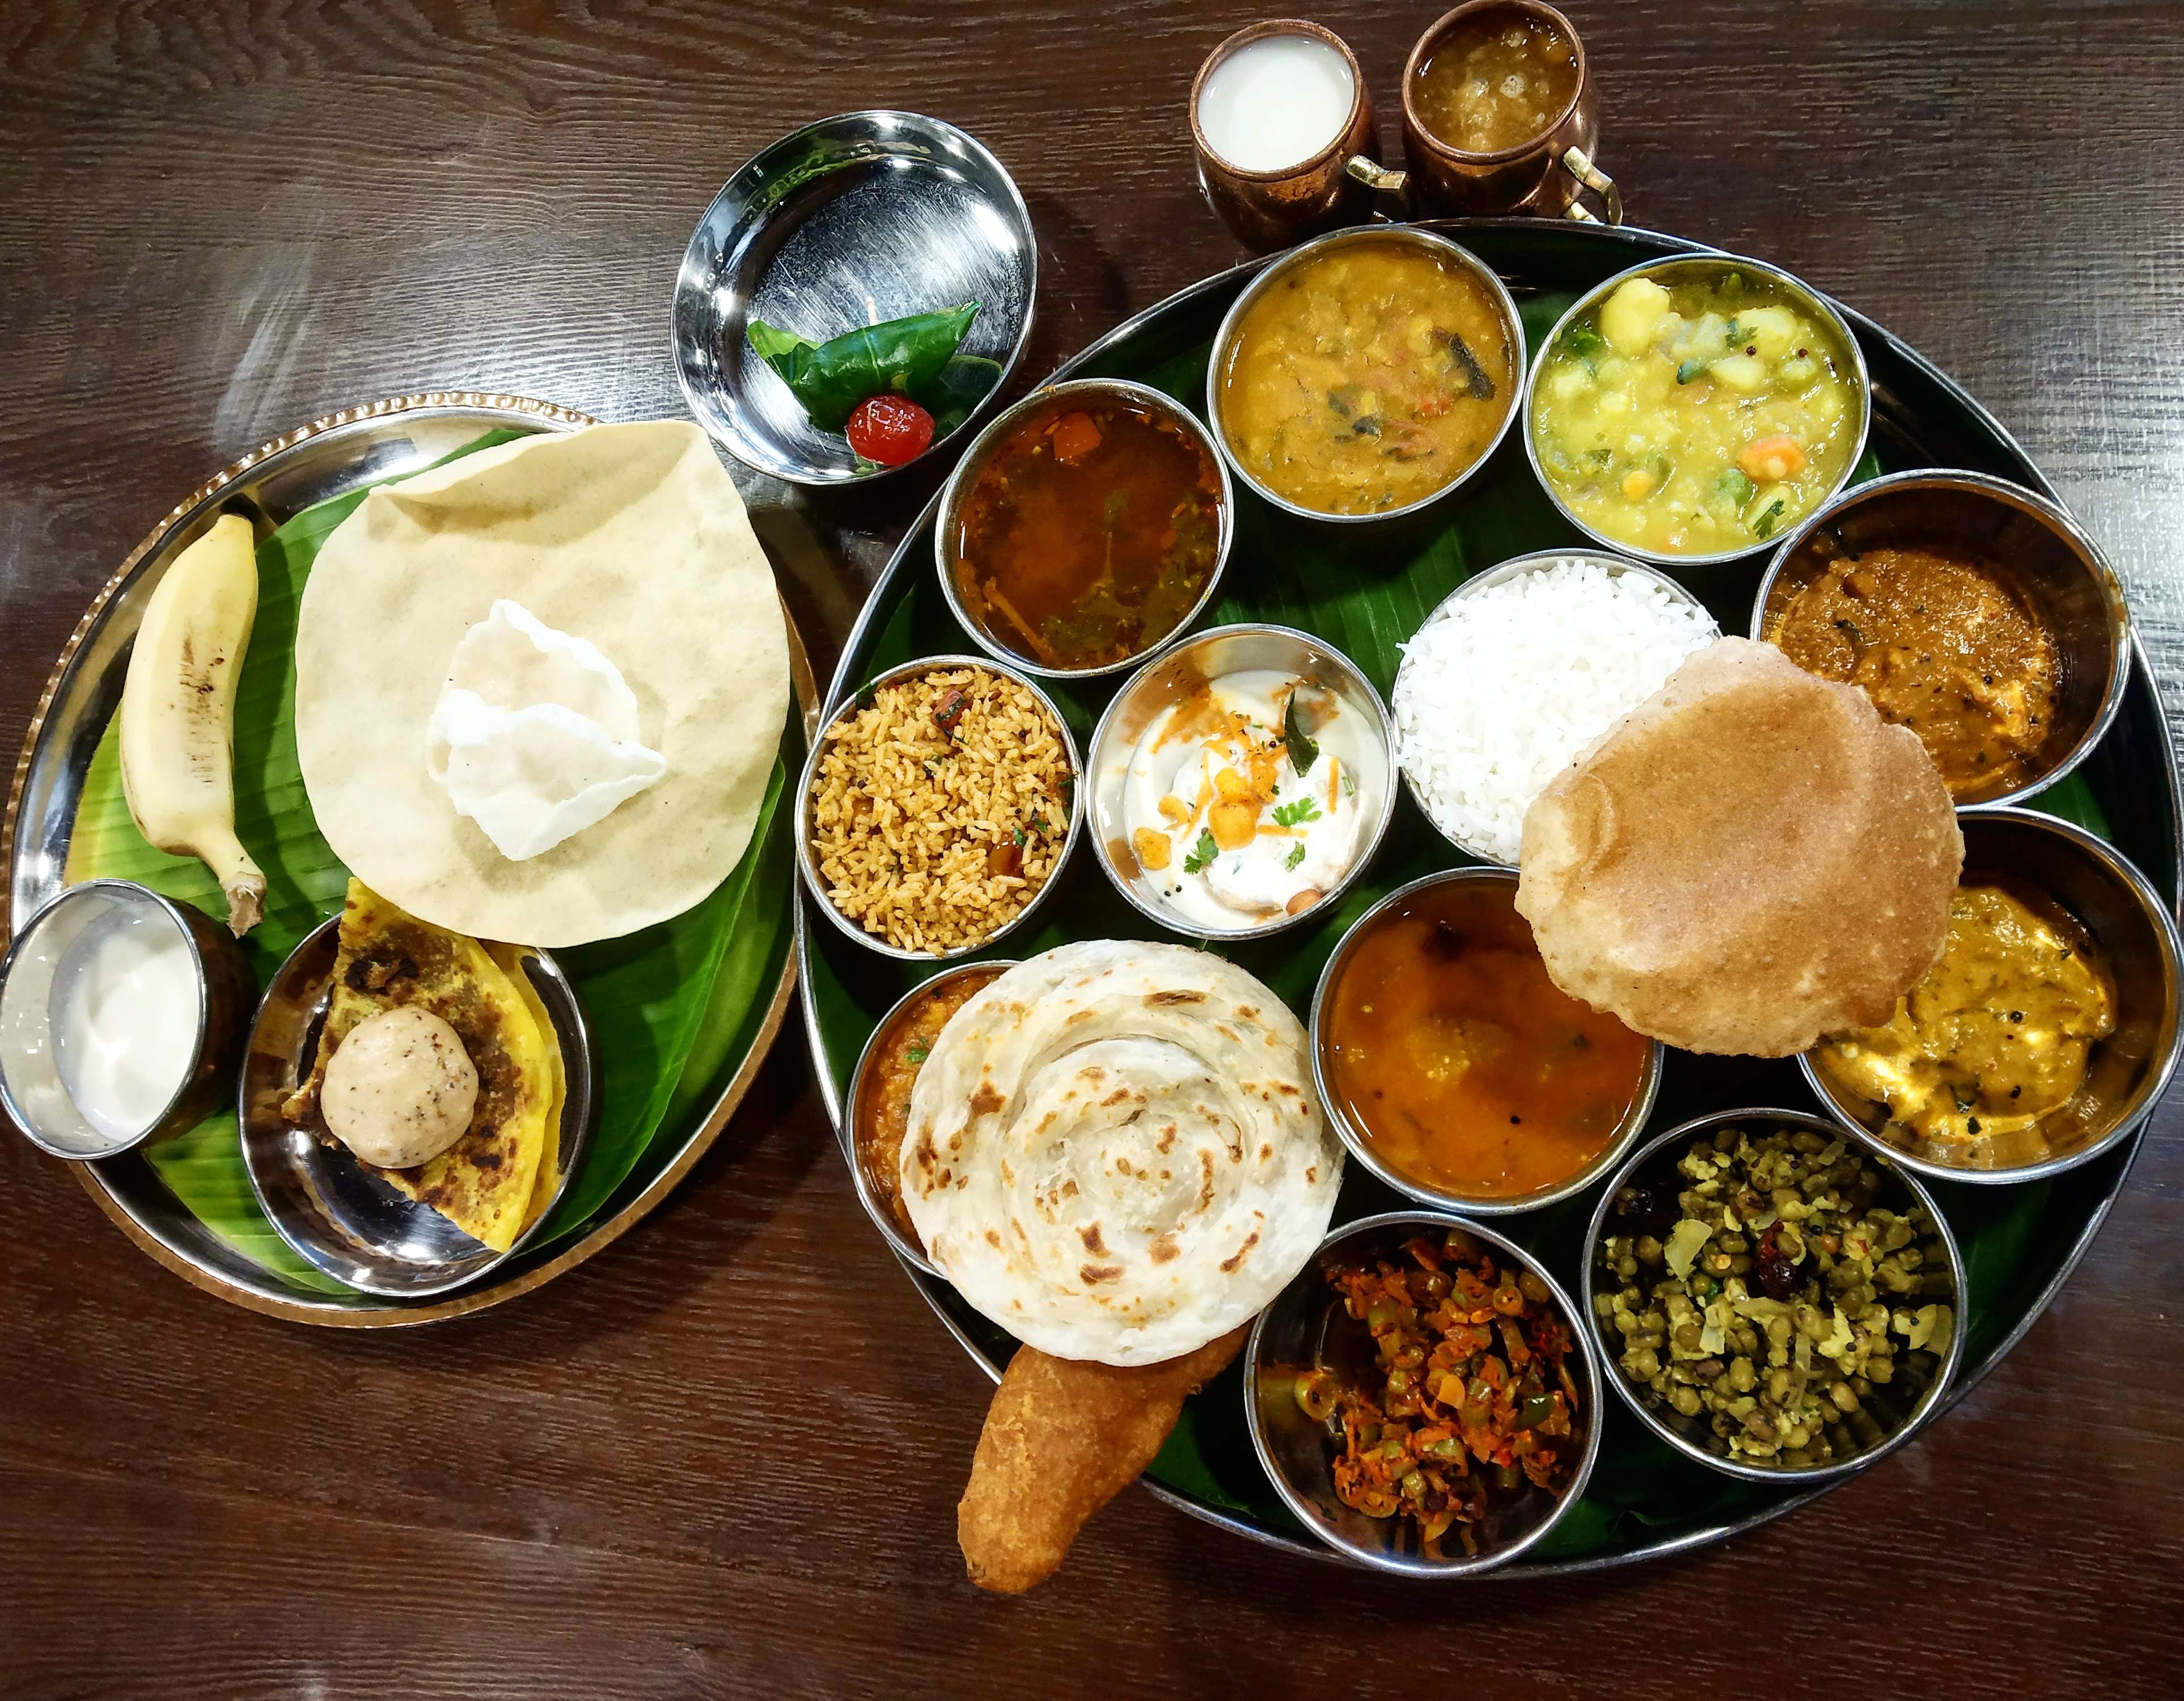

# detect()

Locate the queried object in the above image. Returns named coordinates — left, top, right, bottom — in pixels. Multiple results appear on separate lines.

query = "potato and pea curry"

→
left=1217, top=239, right=1516, bottom=517
left=1531, top=267, right=1861, bottom=556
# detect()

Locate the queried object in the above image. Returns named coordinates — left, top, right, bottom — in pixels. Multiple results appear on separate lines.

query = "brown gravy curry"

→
left=1771, top=543, right=2059, bottom=800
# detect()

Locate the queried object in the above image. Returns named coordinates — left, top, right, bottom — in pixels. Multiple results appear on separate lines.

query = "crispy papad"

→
left=293, top=420, right=788, bottom=946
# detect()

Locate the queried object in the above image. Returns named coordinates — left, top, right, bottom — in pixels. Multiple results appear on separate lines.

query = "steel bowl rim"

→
left=1204, top=225, right=1528, bottom=528
left=0, top=878, right=215, bottom=1160
left=1306, top=865, right=1664, bottom=1214
left=1521, top=251, right=1875, bottom=569
left=1082, top=621, right=1399, bottom=942
left=671, top=108, right=1039, bottom=489
left=840, top=957, right=1020, bottom=1277
left=1798, top=806, right=2184, bottom=1184
left=238, top=913, right=598, bottom=1298
left=932, top=377, right=1237, bottom=679
left=1749, top=467, right=2135, bottom=813
left=793, top=653, right=1086, bottom=962
left=1390, top=546, right=1720, bottom=863
left=1580, top=1106, right=1969, bottom=1485
left=1245, top=1206, right=1605, bottom=1576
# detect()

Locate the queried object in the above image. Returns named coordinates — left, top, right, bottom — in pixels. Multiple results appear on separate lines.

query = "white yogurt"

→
left=1197, top=33, right=1355, bottom=173
left=49, top=906, right=199, bottom=1142
left=1121, top=669, right=1373, bottom=930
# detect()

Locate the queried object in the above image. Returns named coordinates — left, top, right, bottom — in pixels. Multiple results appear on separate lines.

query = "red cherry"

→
left=845, top=393, right=936, bottom=467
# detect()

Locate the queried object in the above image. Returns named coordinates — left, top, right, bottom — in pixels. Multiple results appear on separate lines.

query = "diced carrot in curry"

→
left=1738, top=434, right=1806, bottom=483
left=1049, top=411, right=1102, bottom=464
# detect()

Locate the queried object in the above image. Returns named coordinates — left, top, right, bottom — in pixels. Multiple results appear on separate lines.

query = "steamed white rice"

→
left=1393, top=560, right=1719, bottom=863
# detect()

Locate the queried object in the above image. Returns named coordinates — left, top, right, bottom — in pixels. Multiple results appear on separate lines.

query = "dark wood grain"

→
left=3, top=3, right=2182, bottom=1695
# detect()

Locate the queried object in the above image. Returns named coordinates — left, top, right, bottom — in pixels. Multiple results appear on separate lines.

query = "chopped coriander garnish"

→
left=1341, top=771, right=1356, bottom=797
left=1182, top=830, right=1218, bottom=874
left=1564, top=323, right=1606, bottom=360
left=1284, top=843, right=1306, bottom=871
left=1272, top=796, right=1322, bottom=828
left=1753, top=498, right=1789, bottom=539
left=905, top=1045, right=930, bottom=1065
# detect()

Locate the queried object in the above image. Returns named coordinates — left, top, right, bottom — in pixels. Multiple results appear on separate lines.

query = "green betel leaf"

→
left=746, top=303, right=980, bottom=430
left=67, top=430, right=792, bottom=1297
left=536, top=760, right=785, bottom=1242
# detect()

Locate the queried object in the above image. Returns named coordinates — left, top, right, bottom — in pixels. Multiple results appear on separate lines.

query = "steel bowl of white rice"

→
left=1392, top=552, right=1720, bottom=864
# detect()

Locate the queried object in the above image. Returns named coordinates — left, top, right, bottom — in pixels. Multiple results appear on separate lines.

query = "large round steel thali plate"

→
left=1, top=392, right=820, bottom=1327
left=795, top=221, right=2183, bottom=1575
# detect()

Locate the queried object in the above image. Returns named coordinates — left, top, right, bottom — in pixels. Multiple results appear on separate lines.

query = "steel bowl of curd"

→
left=0, top=879, right=255, bottom=1160
left=1085, top=624, right=1396, bottom=941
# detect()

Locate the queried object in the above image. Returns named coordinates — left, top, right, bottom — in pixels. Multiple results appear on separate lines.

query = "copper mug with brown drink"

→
left=1376, top=0, right=1619, bottom=222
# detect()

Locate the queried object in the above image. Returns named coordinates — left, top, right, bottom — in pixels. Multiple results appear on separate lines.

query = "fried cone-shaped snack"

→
left=959, top=1326, right=1248, bottom=1593
left=1518, top=638, right=1961, bottom=1056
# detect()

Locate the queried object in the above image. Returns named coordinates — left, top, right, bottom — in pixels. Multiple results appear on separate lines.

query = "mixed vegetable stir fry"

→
left=1595, top=1124, right=1956, bottom=1468
left=1296, top=1229, right=1584, bottom=1555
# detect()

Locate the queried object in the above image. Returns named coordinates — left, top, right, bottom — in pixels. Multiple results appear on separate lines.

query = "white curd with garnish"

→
left=1121, top=668, right=1371, bottom=929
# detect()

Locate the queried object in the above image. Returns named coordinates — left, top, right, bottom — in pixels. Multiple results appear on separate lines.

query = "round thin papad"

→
left=901, top=940, right=1342, bottom=1367
left=295, top=420, right=788, bottom=946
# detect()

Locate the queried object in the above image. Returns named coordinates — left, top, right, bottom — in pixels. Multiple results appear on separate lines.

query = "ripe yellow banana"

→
left=118, top=513, right=266, bottom=936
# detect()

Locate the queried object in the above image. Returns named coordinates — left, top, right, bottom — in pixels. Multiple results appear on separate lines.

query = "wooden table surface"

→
left=4, top=3, right=2181, bottom=1695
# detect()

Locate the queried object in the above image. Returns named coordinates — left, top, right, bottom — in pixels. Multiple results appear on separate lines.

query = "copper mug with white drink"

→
left=1190, top=20, right=1382, bottom=252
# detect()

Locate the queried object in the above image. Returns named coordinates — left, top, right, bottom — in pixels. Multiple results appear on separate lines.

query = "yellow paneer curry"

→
left=1815, top=884, right=2115, bottom=1145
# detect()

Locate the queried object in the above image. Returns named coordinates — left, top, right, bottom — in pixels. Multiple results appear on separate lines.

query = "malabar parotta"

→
left=294, top=420, right=788, bottom=946
left=1516, top=637, right=1961, bottom=1057
left=901, top=940, right=1341, bottom=1367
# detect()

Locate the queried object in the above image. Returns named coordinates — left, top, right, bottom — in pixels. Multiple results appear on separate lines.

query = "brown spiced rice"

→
left=809, top=665, right=1072, bottom=953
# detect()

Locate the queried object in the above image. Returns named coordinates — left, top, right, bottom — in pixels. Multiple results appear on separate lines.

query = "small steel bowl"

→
left=1247, top=1209, right=1603, bottom=1576
left=237, top=917, right=598, bottom=1297
left=1207, top=226, right=1525, bottom=529
left=1582, top=1108, right=1967, bottom=1484
left=1751, top=469, right=2132, bottom=810
left=0, top=880, right=255, bottom=1160
left=1309, top=868, right=1662, bottom=1216
left=672, top=110, right=1038, bottom=488
left=933, top=378, right=1235, bottom=681
left=1083, top=624, right=1395, bottom=941
left=1800, top=809, right=2184, bottom=1184
left=1523, top=253, right=1873, bottom=569
left=1391, top=548, right=1720, bottom=864
left=795, top=655, right=1085, bottom=962
left=841, top=959, right=1017, bottom=1276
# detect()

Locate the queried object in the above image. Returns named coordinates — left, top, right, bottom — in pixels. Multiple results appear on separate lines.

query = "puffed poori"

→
left=1516, top=638, right=1961, bottom=1056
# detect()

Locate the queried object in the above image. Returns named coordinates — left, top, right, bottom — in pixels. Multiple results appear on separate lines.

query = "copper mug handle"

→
left=1343, top=149, right=1621, bottom=226
left=1558, top=145, right=1622, bottom=225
